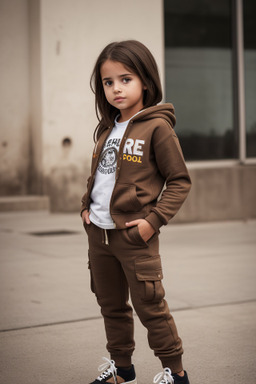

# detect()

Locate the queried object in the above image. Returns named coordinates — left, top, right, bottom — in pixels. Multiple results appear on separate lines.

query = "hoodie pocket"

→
left=112, top=183, right=142, bottom=212
left=135, top=255, right=165, bottom=302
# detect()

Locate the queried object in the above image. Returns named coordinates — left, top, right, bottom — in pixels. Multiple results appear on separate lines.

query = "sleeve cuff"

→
left=145, top=211, right=165, bottom=232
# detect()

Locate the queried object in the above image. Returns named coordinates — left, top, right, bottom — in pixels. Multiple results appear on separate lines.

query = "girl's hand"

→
left=125, top=219, right=155, bottom=242
left=82, top=209, right=91, bottom=225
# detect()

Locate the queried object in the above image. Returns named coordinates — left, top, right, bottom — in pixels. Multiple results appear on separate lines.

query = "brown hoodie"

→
left=81, top=103, right=191, bottom=231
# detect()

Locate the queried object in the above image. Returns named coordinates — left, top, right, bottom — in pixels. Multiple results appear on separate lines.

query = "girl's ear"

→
left=143, top=85, right=147, bottom=90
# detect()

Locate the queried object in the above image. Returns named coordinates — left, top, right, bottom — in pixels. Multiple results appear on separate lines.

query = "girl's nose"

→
left=113, top=83, right=121, bottom=93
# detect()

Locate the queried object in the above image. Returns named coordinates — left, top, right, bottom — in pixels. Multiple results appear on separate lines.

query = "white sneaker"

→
left=153, top=368, right=174, bottom=384
left=89, top=357, right=137, bottom=384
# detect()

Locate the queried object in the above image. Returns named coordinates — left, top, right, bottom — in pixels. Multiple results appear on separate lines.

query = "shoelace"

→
left=153, top=368, right=174, bottom=384
left=97, top=357, right=118, bottom=384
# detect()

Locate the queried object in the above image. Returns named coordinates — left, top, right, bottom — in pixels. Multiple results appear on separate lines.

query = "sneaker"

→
left=172, top=371, right=190, bottom=384
left=90, top=357, right=137, bottom=384
left=153, top=368, right=190, bottom=384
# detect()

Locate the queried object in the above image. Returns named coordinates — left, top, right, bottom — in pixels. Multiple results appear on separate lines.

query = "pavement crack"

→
left=0, top=316, right=103, bottom=333
left=1, top=298, right=256, bottom=334
left=171, top=298, right=256, bottom=312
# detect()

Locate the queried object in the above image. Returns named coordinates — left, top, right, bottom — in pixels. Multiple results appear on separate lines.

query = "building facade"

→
left=0, top=0, right=255, bottom=221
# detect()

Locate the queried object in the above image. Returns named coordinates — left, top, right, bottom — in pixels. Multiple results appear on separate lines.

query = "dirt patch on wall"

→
left=44, top=164, right=90, bottom=212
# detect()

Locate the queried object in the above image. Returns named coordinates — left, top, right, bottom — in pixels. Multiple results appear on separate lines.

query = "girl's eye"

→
left=123, top=78, right=131, bottom=84
left=104, top=80, right=112, bottom=86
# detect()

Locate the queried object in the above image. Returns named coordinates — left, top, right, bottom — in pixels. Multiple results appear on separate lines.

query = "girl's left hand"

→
left=125, top=219, right=156, bottom=242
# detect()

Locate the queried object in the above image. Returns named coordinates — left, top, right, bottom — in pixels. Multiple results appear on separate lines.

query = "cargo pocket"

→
left=87, top=252, right=96, bottom=295
left=135, top=255, right=165, bottom=302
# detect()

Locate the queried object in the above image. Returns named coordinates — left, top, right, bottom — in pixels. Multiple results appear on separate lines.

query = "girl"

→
left=81, top=40, right=191, bottom=384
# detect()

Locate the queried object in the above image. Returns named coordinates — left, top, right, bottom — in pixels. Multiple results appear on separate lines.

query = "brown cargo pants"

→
left=85, top=222, right=183, bottom=373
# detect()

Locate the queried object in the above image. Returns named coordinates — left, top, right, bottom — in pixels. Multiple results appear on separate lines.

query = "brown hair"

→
left=90, top=40, right=163, bottom=141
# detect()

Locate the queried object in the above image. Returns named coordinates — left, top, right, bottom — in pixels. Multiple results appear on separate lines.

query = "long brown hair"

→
left=90, top=40, right=163, bottom=141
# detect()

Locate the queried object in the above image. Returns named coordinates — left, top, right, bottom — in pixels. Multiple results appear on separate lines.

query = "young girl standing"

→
left=81, top=40, right=191, bottom=384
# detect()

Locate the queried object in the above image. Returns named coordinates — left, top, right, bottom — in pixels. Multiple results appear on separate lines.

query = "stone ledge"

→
left=0, top=196, right=50, bottom=212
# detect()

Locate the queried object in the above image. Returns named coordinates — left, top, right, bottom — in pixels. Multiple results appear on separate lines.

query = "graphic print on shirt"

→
left=97, top=138, right=121, bottom=175
left=123, top=138, right=145, bottom=164
left=97, top=136, right=146, bottom=174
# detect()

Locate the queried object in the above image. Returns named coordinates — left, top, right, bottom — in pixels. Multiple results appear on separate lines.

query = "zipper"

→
left=109, top=120, right=134, bottom=220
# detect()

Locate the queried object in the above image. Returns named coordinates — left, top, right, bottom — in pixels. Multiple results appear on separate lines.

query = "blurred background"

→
left=0, top=0, right=255, bottom=222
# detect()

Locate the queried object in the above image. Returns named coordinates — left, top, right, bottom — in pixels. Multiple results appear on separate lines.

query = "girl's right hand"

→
left=82, top=210, right=91, bottom=225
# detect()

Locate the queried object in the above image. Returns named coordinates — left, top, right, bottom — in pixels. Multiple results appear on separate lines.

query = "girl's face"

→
left=100, top=59, right=146, bottom=122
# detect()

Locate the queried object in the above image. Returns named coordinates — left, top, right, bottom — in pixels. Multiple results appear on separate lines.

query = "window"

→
left=244, top=0, right=256, bottom=158
left=164, top=0, right=236, bottom=161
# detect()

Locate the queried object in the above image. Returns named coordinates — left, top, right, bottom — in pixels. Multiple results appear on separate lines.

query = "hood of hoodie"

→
left=131, top=103, right=176, bottom=129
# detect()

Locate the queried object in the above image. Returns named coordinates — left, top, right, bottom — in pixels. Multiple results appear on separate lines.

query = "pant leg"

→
left=115, top=226, right=184, bottom=373
left=86, top=223, right=134, bottom=367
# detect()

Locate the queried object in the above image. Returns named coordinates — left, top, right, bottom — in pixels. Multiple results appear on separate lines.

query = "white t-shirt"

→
left=89, top=116, right=129, bottom=229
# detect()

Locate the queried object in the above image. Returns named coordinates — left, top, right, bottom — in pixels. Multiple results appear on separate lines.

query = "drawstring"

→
left=102, top=228, right=109, bottom=245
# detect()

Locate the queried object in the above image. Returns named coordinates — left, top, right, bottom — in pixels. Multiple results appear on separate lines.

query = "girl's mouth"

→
left=114, top=97, right=125, bottom=102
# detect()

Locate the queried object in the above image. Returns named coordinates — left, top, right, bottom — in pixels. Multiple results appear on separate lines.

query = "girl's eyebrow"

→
left=102, top=73, right=133, bottom=81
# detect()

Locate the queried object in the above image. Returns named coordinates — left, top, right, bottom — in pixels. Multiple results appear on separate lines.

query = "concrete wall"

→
left=0, top=0, right=30, bottom=195
left=173, top=164, right=256, bottom=223
left=0, top=0, right=164, bottom=211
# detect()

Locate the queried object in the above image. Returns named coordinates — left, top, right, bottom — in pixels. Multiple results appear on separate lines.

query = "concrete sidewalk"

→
left=0, top=211, right=255, bottom=384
